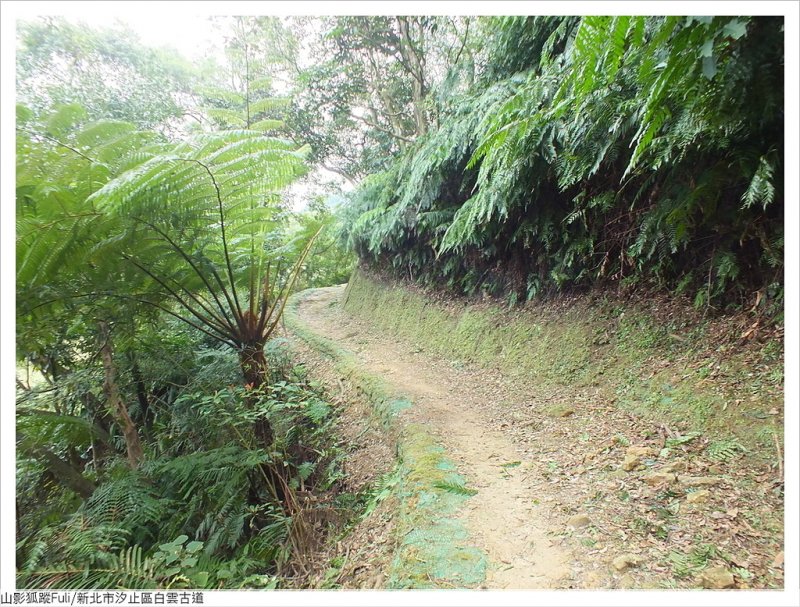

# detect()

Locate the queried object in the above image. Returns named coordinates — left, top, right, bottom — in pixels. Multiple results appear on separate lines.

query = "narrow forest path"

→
left=291, top=285, right=784, bottom=590
left=295, top=285, right=571, bottom=589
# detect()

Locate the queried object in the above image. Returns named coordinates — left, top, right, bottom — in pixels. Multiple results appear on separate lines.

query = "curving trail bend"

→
left=294, top=285, right=573, bottom=589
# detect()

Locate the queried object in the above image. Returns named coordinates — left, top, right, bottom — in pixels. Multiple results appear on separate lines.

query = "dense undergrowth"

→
left=342, top=17, right=783, bottom=316
left=16, top=331, right=370, bottom=589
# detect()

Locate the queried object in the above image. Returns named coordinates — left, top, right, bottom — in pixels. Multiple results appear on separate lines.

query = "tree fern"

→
left=341, top=16, right=782, bottom=308
left=19, top=105, right=320, bottom=448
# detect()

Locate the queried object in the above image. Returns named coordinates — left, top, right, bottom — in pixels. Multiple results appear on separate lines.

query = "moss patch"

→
left=388, top=427, right=486, bottom=588
left=342, top=271, right=783, bottom=458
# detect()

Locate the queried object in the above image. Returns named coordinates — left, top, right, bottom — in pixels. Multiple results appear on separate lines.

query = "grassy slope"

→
left=342, top=271, right=784, bottom=460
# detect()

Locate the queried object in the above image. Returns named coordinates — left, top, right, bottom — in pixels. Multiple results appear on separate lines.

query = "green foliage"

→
left=15, top=105, right=349, bottom=590
left=362, top=466, right=401, bottom=517
left=287, top=16, right=475, bottom=180
left=433, top=480, right=478, bottom=496
left=668, top=544, right=720, bottom=579
left=665, top=432, right=703, bottom=449
left=342, top=16, right=783, bottom=312
left=197, top=18, right=295, bottom=135
left=16, top=18, right=195, bottom=130
left=16, top=338, right=349, bottom=589
left=479, top=17, right=579, bottom=81
left=706, top=439, right=747, bottom=462
left=16, top=99, right=318, bottom=427
left=15, top=14, right=784, bottom=591
left=18, top=534, right=271, bottom=589
left=274, top=197, right=356, bottom=291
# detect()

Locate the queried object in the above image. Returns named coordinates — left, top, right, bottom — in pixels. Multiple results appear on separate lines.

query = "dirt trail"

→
left=293, top=286, right=784, bottom=590
left=296, top=286, right=572, bottom=588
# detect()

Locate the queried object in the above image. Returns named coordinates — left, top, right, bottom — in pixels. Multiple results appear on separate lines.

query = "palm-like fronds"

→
left=343, top=16, right=783, bottom=307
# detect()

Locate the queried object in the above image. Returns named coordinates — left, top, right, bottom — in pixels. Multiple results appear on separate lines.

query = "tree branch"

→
left=349, top=112, right=415, bottom=143
left=16, top=127, right=96, bottom=163
left=320, top=163, right=358, bottom=185
left=453, top=17, right=471, bottom=67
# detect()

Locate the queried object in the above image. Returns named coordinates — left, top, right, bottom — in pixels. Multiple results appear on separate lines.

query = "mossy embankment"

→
left=341, top=270, right=783, bottom=459
left=285, top=290, right=487, bottom=589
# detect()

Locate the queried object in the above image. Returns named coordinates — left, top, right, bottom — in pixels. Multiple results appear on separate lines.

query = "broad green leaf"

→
left=702, top=55, right=717, bottom=79
left=723, top=19, right=747, bottom=40
left=185, top=541, right=203, bottom=553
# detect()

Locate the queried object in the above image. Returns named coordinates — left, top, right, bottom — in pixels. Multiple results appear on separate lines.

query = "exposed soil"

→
left=290, top=285, right=784, bottom=590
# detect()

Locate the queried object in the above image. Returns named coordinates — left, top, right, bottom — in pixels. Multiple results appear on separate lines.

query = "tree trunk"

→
left=98, top=322, right=144, bottom=468
left=18, top=436, right=96, bottom=499
left=239, top=343, right=274, bottom=447
left=128, top=353, right=153, bottom=432
left=397, top=16, right=428, bottom=137
left=84, top=391, right=114, bottom=468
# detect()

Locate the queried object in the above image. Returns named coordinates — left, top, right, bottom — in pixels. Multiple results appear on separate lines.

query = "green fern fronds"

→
left=667, top=544, right=719, bottom=579
left=706, top=439, right=746, bottom=462
left=665, top=432, right=703, bottom=448
left=434, top=480, right=478, bottom=496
